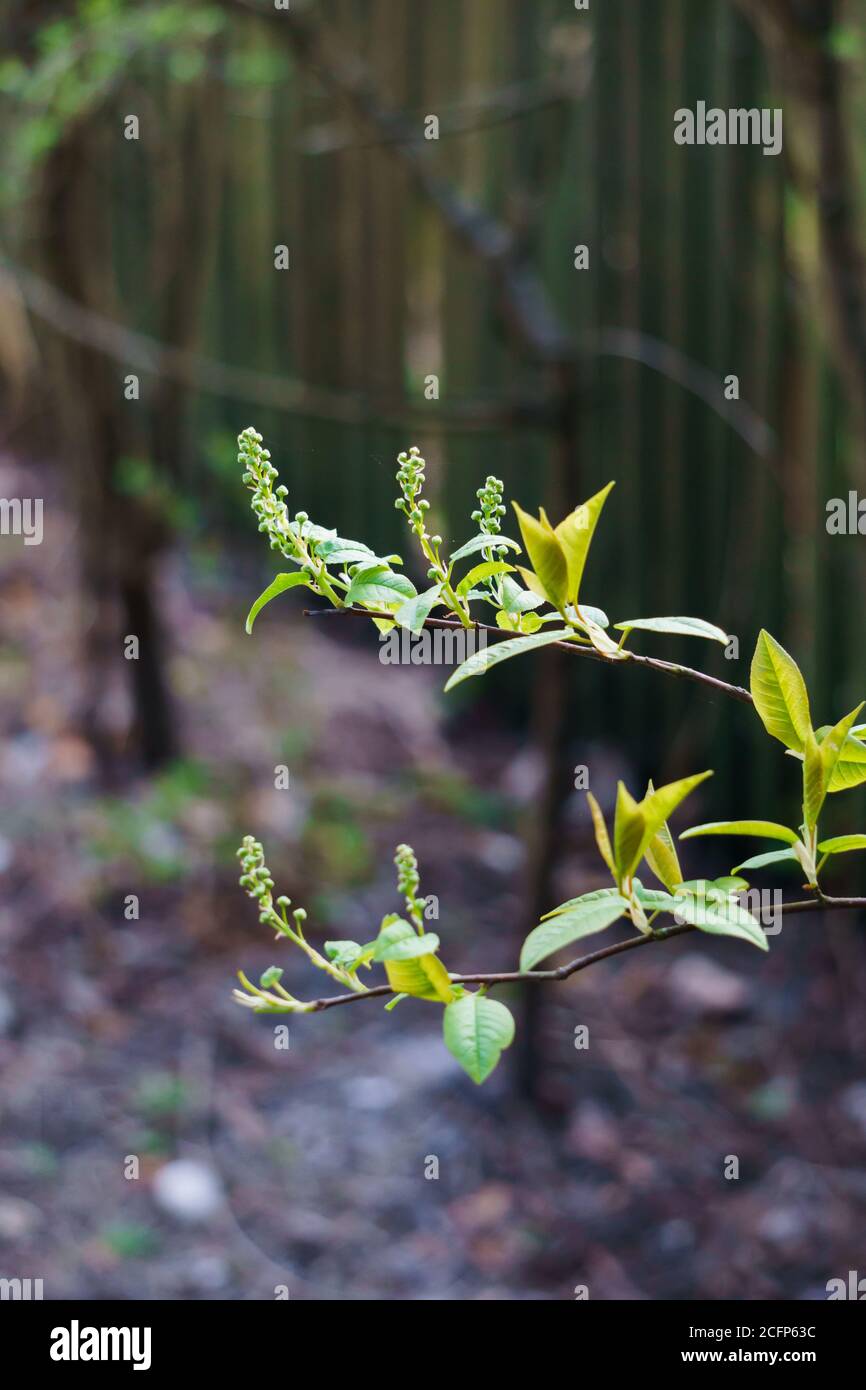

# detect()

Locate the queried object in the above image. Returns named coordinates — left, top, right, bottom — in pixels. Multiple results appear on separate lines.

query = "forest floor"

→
left=2, top=459, right=866, bottom=1300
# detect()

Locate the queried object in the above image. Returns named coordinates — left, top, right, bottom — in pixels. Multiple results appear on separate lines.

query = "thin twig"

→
left=303, top=606, right=754, bottom=706
left=295, top=894, right=866, bottom=1015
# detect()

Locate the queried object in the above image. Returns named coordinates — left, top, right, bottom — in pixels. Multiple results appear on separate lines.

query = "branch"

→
left=304, top=606, right=754, bottom=707
left=295, top=893, right=866, bottom=1014
left=3, top=259, right=549, bottom=433
left=296, top=81, right=572, bottom=156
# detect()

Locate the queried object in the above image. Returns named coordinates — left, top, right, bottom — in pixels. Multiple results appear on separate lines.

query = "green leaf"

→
left=825, top=733, right=866, bottom=792
left=819, top=704, right=866, bottom=791
left=394, top=584, right=443, bottom=633
left=443, top=628, right=574, bottom=692
left=613, top=616, right=729, bottom=645
left=443, top=992, right=515, bottom=1084
left=750, top=629, right=812, bottom=752
left=511, top=502, right=569, bottom=610
left=817, top=834, right=866, bottom=856
left=802, top=728, right=827, bottom=828
left=613, top=782, right=646, bottom=884
left=580, top=612, right=627, bottom=659
left=554, top=482, right=615, bottom=607
left=373, top=920, right=453, bottom=1001
left=259, top=966, right=284, bottom=988
left=676, top=876, right=749, bottom=902
left=384, top=954, right=454, bottom=1002
left=448, top=533, right=520, bottom=565
left=500, top=575, right=545, bottom=615
left=455, top=561, right=514, bottom=598
left=638, top=772, right=713, bottom=860
left=633, top=882, right=678, bottom=911
left=732, top=848, right=799, bottom=873
left=373, top=920, right=440, bottom=961
left=567, top=603, right=609, bottom=629
left=346, top=566, right=417, bottom=607
left=670, top=893, right=768, bottom=951
left=517, top=612, right=543, bottom=633
left=642, top=778, right=684, bottom=892
left=515, top=566, right=549, bottom=602
left=245, top=572, right=310, bottom=633
left=521, top=889, right=629, bottom=970
left=315, top=537, right=379, bottom=566
left=586, top=792, right=615, bottom=875
left=680, top=820, right=800, bottom=846
left=324, top=940, right=369, bottom=969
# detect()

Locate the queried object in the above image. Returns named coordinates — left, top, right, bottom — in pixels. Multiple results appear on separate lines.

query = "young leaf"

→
left=825, top=734, right=866, bottom=792
left=802, top=729, right=827, bottom=828
left=455, top=561, right=514, bottom=598
left=373, top=923, right=442, bottom=961
left=681, top=820, right=800, bottom=846
left=511, top=502, right=569, bottom=610
left=750, top=629, right=812, bottom=752
left=732, top=848, right=799, bottom=874
left=586, top=792, right=615, bottom=875
left=817, top=834, right=866, bottom=855
left=642, top=779, right=684, bottom=892
left=443, top=992, right=515, bottom=1084
left=515, top=566, right=549, bottom=602
left=384, top=954, right=454, bottom=1002
left=520, top=889, right=629, bottom=971
left=324, top=940, right=376, bottom=972
left=633, top=882, right=678, bottom=911
left=316, top=537, right=379, bottom=566
left=613, top=782, right=646, bottom=884
left=554, top=481, right=614, bottom=607
left=443, top=628, right=574, bottom=692
left=373, top=919, right=453, bottom=1001
left=567, top=603, right=610, bottom=629
left=676, top=876, right=749, bottom=902
left=581, top=612, right=627, bottom=659
left=346, top=566, right=417, bottom=607
left=245, top=572, right=310, bottom=634
left=671, top=894, right=768, bottom=951
left=500, top=575, right=545, bottom=615
left=613, top=616, right=729, bottom=645
left=448, top=533, right=520, bottom=565
left=638, top=771, right=713, bottom=857
left=819, top=704, right=866, bottom=789
left=394, top=584, right=443, bottom=633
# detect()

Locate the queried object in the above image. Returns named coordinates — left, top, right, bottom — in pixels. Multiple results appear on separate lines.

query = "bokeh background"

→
left=1, top=0, right=866, bottom=1300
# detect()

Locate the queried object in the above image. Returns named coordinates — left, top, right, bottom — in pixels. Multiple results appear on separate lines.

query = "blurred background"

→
left=1, top=0, right=866, bottom=1300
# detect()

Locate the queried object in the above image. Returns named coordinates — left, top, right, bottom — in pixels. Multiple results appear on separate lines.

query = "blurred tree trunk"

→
left=38, top=121, right=175, bottom=777
left=35, top=69, right=224, bottom=775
